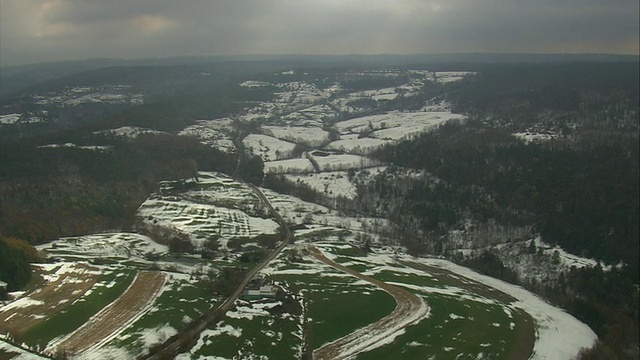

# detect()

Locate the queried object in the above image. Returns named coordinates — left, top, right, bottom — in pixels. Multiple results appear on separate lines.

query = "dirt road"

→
left=308, top=246, right=429, bottom=360
left=53, top=271, right=166, bottom=355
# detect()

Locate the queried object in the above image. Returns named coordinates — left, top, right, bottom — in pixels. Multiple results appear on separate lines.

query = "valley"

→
left=0, top=59, right=636, bottom=359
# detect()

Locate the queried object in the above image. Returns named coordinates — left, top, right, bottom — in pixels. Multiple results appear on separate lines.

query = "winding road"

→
left=308, top=245, right=429, bottom=360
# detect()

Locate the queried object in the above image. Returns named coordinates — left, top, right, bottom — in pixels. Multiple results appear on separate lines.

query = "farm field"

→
left=137, top=172, right=280, bottom=249
left=262, top=243, right=533, bottom=359
left=50, top=271, right=166, bottom=355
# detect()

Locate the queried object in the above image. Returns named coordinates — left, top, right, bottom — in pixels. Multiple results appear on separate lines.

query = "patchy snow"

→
left=0, top=298, right=45, bottom=312
left=287, top=243, right=594, bottom=360
left=433, top=71, right=475, bottom=84
left=240, top=81, right=271, bottom=88
left=280, top=104, right=338, bottom=127
left=139, top=324, right=178, bottom=349
left=243, top=134, right=298, bottom=161
left=335, top=111, right=464, bottom=141
left=529, top=237, right=600, bottom=269
left=179, top=118, right=236, bottom=152
left=421, top=100, right=454, bottom=112
left=258, top=188, right=381, bottom=232
left=32, top=85, right=143, bottom=107
left=38, top=233, right=167, bottom=261
left=325, top=137, right=389, bottom=154
left=0, top=339, right=47, bottom=359
left=309, top=245, right=430, bottom=359
left=186, top=323, right=243, bottom=356
left=310, top=152, right=380, bottom=171
left=137, top=172, right=279, bottom=248
left=95, top=126, right=166, bottom=140
left=264, top=157, right=315, bottom=174
left=263, top=126, right=329, bottom=147
left=512, top=132, right=561, bottom=144
left=284, top=171, right=356, bottom=198
left=37, top=143, right=112, bottom=151
left=226, top=300, right=277, bottom=321
left=412, top=257, right=597, bottom=360
left=349, top=87, right=400, bottom=101
left=461, top=236, right=610, bottom=287
left=0, top=113, right=21, bottom=125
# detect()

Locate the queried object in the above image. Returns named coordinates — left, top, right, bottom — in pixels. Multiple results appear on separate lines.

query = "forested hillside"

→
left=0, top=135, right=237, bottom=244
left=363, top=62, right=639, bottom=359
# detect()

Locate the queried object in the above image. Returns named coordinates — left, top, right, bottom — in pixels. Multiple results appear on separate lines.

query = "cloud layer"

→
left=1, top=0, right=638, bottom=65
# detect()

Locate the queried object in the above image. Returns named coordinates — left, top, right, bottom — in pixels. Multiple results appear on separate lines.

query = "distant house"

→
left=242, top=285, right=278, bottom=300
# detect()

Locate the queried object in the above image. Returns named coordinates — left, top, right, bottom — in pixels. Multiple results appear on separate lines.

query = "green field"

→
left=358, top=294, right=533, bottom=360
left=106, top=276, right=218, bottom=355
left=189, top=299, right=303, bottom=360
left=300, top=248, right=535, bottom=360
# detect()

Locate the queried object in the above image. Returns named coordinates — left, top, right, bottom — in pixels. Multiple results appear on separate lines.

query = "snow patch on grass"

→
left=284, top=171, right=355, bottom=198
left=95, top=126, right=165, bottom=139
left=413, top=257, right=597, bottom=360
left=243, top=134, right=297, bottom=161
left=264, top=157, right=315, bottom=174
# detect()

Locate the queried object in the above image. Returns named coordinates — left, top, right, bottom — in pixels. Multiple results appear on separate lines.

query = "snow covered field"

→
left=243, top=134, right=297, bottom=161
left=325, top=136, right=388, bottom=155
left=335, top=110, right=465, bottom=141
left=280, top=104, right=337, bottom=127
left=95, top=126, right=166, bottom=140
left=179, top=118, right=236, bottom=152
left=282, top=167, right=386, bottom=199
left=37, top=233, right=167, bottom=261
left=137, top=172, right=280, bottom=249
left=284, top=171, right=356, bottom=198
left=262, top=125, right=329, bottom=147
left=31, top=86, right=143, bottom=107
left=310, top=152, right=380, bottom=172
left=0, top=113, right=47, bottom=125
left=37, top=143, right=112, bottom=151
left=434, top=71, right=476, bottom=83
left=513, top=131, right=561, bottom=144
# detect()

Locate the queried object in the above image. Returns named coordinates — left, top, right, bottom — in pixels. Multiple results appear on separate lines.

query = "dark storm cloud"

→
left=1, top=0, right=638, bottom=66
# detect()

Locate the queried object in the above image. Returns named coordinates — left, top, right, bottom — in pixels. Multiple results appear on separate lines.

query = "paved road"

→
left=144, top=184, right=293, bottom=360
left=308, top=245, right=429, bottom=360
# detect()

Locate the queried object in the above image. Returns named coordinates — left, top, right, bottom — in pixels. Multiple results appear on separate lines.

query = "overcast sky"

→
left=1, top=0, right=638, bottom=66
